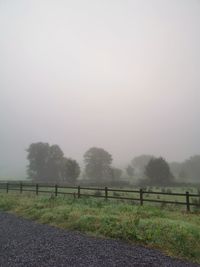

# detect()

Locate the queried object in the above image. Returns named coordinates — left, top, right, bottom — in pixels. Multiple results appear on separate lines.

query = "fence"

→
left=0, top=181, right=200, bottom=212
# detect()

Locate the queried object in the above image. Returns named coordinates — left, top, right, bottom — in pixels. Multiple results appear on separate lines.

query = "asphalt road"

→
left=0, top=212, right=199, bottom=267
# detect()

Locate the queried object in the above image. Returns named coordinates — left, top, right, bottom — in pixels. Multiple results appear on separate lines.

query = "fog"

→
left=0, top=0, right=200, bottom=179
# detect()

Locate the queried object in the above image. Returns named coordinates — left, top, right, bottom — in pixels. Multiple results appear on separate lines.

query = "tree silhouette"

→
left=145, top=157, right=174, bottom=185
left=27, top=142, right=80, bottom=183
left=62, top=157, right=80, bottom=184
left=84, top=147, right=113, bottom=182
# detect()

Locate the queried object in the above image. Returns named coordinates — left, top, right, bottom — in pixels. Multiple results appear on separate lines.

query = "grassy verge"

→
left=0, top=193, right=200, bottom=263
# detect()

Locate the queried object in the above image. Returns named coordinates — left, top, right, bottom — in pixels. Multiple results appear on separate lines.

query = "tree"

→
left=145, top=157, right=174, bottom=186
left=182, top=155, right=200, bottom=183
left=126, top=165, right=134, bottom=178
left=27, top=142, right=50, bottom=182
left=169, top=155, right=200, bottom=183
left=62, top=158, right=80, bottom=184
left=83, top=147, right=113, bottom=182
left=27, top=142, right=80, bottom=184
left=132, top=155, right=154, bottom=176
left=45, top=145, right=64, bottom=182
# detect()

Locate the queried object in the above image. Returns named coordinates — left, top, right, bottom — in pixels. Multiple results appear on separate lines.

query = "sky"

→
left=0, top=0, right=200, bottom=178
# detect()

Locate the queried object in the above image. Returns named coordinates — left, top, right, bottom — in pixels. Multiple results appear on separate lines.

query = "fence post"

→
left=78, top=186, right=81, bottom=198
left=20, top=182, right=23, bottom=194
left=6, top=182, right=9, bottom=193
left=186, top=191, right=190, bottom=212
left=140, top=189, right=143, bottom=206
left=36, top=184, right=39, bottom=195
left=55, top=184, right=58, bottom=197
left=105, top=187, right=108, bottom=200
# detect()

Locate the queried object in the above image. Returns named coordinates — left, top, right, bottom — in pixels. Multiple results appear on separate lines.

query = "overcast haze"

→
left=0, top=0, right=200, bottom=178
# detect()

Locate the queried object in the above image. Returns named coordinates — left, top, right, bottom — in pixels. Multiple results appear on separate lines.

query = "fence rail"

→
left=0, top=182, right=200, bottom=212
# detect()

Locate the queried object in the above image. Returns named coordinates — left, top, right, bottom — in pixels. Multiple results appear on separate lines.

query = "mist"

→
left=0, top=0, right=200, bottom=179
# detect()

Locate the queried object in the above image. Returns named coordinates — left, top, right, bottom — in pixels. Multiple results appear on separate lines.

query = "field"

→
left=0, top=182, right=200, bottom=212
left=0, top=192, right=200, bottom=264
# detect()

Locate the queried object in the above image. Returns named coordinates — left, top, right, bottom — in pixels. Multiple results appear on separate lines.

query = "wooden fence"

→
left=0, top=181, right=200, bottom=212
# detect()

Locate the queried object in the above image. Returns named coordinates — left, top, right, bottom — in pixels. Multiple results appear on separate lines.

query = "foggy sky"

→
left=0, top=0, right=200, bottom=178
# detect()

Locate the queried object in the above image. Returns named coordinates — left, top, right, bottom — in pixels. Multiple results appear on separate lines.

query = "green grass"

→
left=0, top=193, right=200, bottom=263
left=1, top=184, right=199, bottom=207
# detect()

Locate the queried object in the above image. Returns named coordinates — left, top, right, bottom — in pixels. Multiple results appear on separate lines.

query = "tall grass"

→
left=0, top=193, right=200, bottom=263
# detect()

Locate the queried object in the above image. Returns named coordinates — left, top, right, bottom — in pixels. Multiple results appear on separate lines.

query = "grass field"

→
left=0, top=192, right=200, bottom=264
left=1, top=183, right=199, bottom=211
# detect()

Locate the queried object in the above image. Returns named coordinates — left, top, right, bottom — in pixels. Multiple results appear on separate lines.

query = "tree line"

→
left=27, top=143, right=80, bottom=183
left=27, top=143, right=123, bottom=185
left=26, top=142, right=200, bottom=186
left=128, top=154, right=200, bottom=185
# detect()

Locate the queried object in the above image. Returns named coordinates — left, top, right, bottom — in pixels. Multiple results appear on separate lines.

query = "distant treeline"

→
left=127, top=154, right=200, bottom=185
left=26, top=142, right=200, bottom=186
